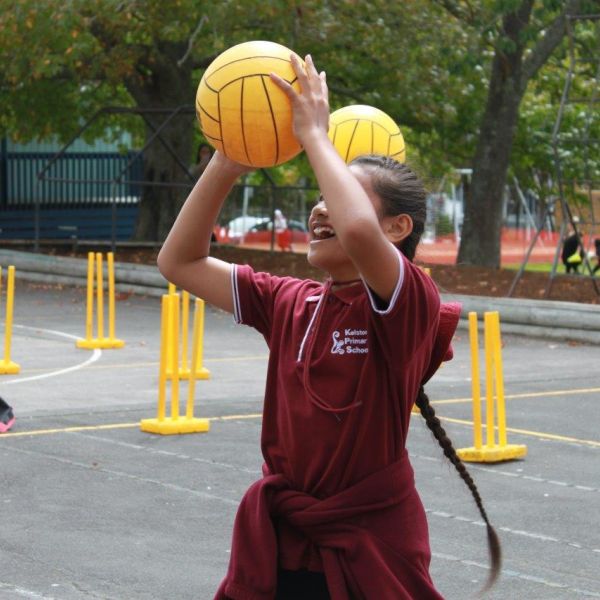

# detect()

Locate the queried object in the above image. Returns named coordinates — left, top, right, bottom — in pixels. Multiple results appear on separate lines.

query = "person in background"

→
left=593, top=238, right=600, bottom=274
left=191, top=143, right=214, bottom=181
left=274, top=209, right=293, bottom=252
left=561, top=219, right=584, bottom=274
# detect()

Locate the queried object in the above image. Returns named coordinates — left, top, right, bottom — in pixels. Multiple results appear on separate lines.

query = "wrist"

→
left=211, top=151, right=252, bottom=179
left=299, top=128, right=331, bottom=153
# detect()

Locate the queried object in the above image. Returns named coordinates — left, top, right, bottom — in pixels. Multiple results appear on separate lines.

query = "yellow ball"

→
left=196, top=40, right=303, bottom=168
left=328, top=105, right=406, bottom=164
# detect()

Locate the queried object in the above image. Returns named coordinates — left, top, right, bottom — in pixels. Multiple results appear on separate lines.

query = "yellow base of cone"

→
left=457, top=443, right=527, bottom=463
left=140, top=417, right=210, bottom=435
left=167, top=367, right=211, bottom=380
left=76, top=338, right=125, bottom=349
left=0, top=360, right=20, bottom=374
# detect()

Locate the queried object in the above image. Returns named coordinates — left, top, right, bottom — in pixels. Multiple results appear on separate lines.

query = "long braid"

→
left=416, top=386, right=502, bottom=591
left=350, top=154, right=501, bottom=588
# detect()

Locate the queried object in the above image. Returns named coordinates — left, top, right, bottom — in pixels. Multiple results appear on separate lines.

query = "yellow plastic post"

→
left=468, top=312, right=483, bottom=450
left=157, top=296, right=169, bottom=421
left=0, top=265, right=20, bottom=374
left=165, top=284, right=176, bottom=373
left=107, top=252, right=116, bottom=340
left=484, top=312, right=496, bottom=448
left=96, top=253, right=104, bottom=339
left=491, top=312, right=508, bottom=446
left=192, top=298, right=211, bottom=379
left=166, top=284, right=211, bottom=380
left=140, top=294, right=209, bottom=435
left=83, top=252, right=94, bottom=342
left=77, top=253, right=124, bottom=349
left=170, top=293, right=181, bottom=419
left=180, top=291, right=190, bottom=374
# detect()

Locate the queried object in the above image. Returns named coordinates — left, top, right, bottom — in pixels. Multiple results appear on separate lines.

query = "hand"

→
left=211, top=150, right=255, bottom=178
left=270, top=54, right=330, bottom=147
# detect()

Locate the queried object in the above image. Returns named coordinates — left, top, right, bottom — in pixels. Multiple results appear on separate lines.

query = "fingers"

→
left=269, top=71, right=296, bottom=100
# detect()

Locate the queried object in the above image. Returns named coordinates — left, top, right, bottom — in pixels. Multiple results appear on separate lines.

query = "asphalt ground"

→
left=1, top=279, right=599, bottom=600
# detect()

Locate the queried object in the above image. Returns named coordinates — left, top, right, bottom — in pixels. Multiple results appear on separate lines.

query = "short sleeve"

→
left=364, top=249, right=442, bottom=360
left=231, top=264, right=275, bottom=338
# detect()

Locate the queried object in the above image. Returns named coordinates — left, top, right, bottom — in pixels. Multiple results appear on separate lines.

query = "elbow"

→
left=156, top=247, right=177, bottom=284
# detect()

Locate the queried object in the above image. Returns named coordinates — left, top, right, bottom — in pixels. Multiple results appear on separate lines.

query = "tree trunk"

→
left=457, top=55, right=525, bottom=267
left=126, top=47, right=196, bottom=242
left=457, top=4, right=533, bottom=268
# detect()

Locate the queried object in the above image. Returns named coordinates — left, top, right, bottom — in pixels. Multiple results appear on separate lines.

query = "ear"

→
left=382, top=213, right=413, bottom=244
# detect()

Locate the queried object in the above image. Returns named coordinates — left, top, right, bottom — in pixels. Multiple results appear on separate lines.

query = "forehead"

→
left=349, top=165, right=382, bottom=211
left=314, top=165, right=382, bottom=212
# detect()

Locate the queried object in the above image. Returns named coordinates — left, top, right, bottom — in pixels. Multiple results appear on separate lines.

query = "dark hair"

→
left=350, top=155, right=426, bottom=261
left=352, top=155, right=502, bottom=590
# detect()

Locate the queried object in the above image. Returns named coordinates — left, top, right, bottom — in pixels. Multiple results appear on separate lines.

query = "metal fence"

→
left=0, top=146, right=320, bottom=245
left=0, top=149, right=143, bottom=208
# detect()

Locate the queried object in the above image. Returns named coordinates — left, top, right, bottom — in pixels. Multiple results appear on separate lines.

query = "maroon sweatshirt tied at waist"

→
left=214, top=451, right=444, bottom=600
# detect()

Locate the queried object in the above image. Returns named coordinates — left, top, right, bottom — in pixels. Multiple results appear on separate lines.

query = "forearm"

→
left=158, top=153, right=244, bottom=271
left=303, top=131, right=382, bottom=244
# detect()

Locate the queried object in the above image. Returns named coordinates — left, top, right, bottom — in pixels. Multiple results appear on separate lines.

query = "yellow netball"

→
left=328, top=105, right=406, bottom=164
left=196, top=41, right=303, bottom=168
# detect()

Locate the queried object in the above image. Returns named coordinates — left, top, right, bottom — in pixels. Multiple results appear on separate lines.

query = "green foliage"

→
left=0, top=0, right=596, bottom=192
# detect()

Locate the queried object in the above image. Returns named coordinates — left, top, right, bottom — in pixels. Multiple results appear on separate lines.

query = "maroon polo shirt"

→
left=220, top=249, right=460, bottom=599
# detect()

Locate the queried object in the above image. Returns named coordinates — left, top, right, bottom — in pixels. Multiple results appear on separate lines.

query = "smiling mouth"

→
left=312, top=225, right=336, bottom=240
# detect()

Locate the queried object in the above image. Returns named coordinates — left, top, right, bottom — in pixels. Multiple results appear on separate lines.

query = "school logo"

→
left=330, top=329, right=369, bottom=355
left=331, top=331, right=345, bottom=354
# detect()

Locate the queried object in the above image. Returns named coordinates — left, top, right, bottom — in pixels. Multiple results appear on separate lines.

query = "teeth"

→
left=313, top=225, right=335, bottom=239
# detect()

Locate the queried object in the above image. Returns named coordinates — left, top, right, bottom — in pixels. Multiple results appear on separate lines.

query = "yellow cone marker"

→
left=76, top=252, right=125, bottom=349
left=0, top=266, right=20, bottom=374
left=140, top=293, right=210, bottom=435
left=457, top=311, right=527, bottom=463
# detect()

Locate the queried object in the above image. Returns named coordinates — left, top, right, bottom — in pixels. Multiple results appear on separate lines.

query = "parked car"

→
left=244, top=219, right=309, bottom=244
left=223, top=216, right=270, bottom=243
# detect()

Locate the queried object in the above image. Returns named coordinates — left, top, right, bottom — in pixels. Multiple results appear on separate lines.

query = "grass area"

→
left=503, top=262, right=558, bottom=273
left=503, top=262, right=599, bottom=274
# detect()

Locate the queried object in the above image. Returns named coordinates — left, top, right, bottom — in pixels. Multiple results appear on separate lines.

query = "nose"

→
left=311, top=200, right=328, bottom=218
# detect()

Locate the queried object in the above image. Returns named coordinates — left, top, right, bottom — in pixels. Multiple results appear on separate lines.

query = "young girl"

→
left=158, top=54, right=501, bottom=600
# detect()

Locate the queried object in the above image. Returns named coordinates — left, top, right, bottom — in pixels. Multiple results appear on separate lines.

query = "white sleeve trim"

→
left=231, top=264, right=242, bottom=324
left=363, top=247, right=405, bottom=315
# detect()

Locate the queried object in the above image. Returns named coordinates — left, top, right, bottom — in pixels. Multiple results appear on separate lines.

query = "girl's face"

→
left=307, top=166, right=387, bottom=279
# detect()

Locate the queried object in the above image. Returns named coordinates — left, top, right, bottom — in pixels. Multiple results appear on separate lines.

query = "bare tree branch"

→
left=177, top=14, right=209, bottom=68
left=521, top=0, right=582, bottom=89
left=435, top=0, right=477, bottom=25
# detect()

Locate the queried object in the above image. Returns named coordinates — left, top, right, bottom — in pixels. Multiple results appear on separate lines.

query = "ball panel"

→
left=196, top=83, right=222, bottom=147
left=206, top=56, right=298, bottom=91
left=204, top=40, right=298, bottom=75
left=329, top=120, right=359, bottom=163
left=242, top=75, right=278, bottom=166
left=217, top=77, right=253, bottom=165
left=348, top=119, right=376, bottom=163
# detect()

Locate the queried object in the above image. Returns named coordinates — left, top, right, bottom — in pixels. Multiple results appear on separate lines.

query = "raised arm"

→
left=271, top=55, right=404, bottom=302
left=157, top=152, right=250, bottom=313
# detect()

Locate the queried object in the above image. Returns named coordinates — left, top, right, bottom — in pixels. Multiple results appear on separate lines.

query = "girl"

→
left=158, top=54, right=501, bottom=599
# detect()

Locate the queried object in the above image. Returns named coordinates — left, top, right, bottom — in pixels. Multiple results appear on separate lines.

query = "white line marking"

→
left=72, top=431, right=262, bottom=476
left=6, top=443, right=240, bottom=506
left=427, top=509, right=600, bottom=554
left=411, top=452, right=600, bottom=493
left=432, top=553, right=600, bottom=597
left=0, top=582, right=57, bottom=599
left=2, top=324, right=101, bottom=385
